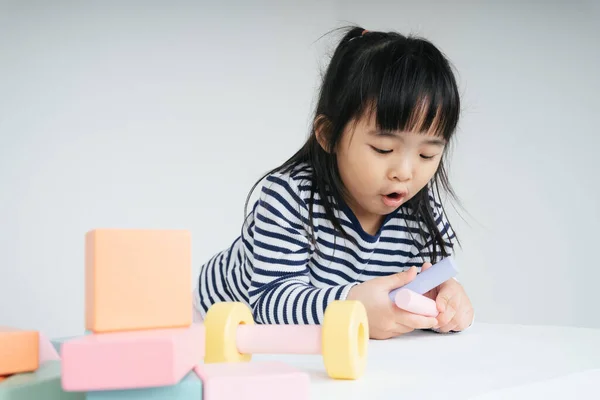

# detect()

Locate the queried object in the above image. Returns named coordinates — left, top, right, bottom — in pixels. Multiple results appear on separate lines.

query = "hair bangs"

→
left=356, top=40, right=460, bottom=141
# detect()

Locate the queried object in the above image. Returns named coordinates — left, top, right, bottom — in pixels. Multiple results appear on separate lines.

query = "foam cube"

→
left=0, top=360, right=84, bottom=400
left=0, top=328, right=39, bottom=376
left=61, top=324, right=204, bottom=391
left=85, top=371, right=202, bottom=400
left=194, top=361, right=310, bottom=399
left=85, top=229, right=192, bottom=333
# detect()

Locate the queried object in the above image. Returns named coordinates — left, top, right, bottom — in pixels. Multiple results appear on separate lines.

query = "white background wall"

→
left=1, top=0, right=598, bottom=338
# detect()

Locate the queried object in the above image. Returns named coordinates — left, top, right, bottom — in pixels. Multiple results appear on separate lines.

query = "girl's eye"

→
left=420, top=154, right=436, bottom=160
left=371, top=146, right=392, bottom=154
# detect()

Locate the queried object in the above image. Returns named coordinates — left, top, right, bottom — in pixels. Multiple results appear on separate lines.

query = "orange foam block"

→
left=85, top=229, right=192, bottom=333
left=0, top=328, right=39, bottom=376
left=194, top=361, right=310, bottom=400
left=61, top=324, right=204, bottom=391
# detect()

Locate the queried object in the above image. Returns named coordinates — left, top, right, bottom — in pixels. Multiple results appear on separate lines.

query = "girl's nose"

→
left=389, top=159, right=412, bottom=182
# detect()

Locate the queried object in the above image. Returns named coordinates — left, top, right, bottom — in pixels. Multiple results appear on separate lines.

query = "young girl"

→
left=194, top=26, right=474, bottom=339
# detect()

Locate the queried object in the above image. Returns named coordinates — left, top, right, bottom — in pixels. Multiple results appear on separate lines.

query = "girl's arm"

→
left=247, top=174, right=357, bottom=325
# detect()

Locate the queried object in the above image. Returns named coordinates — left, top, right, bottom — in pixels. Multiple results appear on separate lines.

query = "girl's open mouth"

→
left=382, top=192, right=406, bottom=207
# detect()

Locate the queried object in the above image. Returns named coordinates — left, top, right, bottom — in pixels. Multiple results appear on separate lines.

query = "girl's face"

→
left=335, top=111, right=446, bottom=234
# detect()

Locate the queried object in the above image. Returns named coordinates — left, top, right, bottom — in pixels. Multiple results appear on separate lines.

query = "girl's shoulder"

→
left=264, top=162, right=314, bottom=193
left=277, top=162, right=313, bottom=185
left=259, top=162, right=315, bottom=207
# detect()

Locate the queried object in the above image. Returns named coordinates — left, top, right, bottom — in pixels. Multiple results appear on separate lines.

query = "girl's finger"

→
left=438, top=320, right=459, bottom=333
left=420, top=262, right=433, bottom=272
left=435, top=293, right=461, bottom=326
left=455, top=308, right=474, bottom=331
left=435, top=309, right=453, bottom=328
left=392, top=324, right=414, bottom=335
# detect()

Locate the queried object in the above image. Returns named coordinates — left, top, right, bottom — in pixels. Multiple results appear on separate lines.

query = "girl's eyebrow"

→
left=369, top=129, right=446, bottom=146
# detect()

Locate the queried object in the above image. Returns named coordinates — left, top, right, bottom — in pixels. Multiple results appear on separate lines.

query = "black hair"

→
left=244, top=25, right=461, bottom=263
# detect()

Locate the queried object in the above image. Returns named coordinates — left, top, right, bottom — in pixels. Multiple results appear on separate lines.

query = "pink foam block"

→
left=237, top=325, right=321, bottom=354
left=39, top=332, right=60, bottom=364
left=194, top=361, right=310, bottom=400
left=61, top=323, right=204, bottom=391
left=394, top=289, right=439, bottom=317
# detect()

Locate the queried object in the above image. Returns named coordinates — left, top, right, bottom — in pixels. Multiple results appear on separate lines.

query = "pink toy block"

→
left=193, top=361, right=310, bottom=400
left=394, top=289, right=439, bottom=317
left=61, top=324, right=204, bottom=391
left=237, top=325, right=322, bottom=354
left=39, top=333, right=60, bottom=364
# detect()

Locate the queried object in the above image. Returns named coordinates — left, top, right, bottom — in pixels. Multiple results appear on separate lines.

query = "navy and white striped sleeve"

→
left=247, top=174, right=356, bottom=325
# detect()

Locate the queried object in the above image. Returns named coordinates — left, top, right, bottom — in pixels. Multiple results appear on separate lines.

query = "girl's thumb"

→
left=381, top=266, right=418, bottom=290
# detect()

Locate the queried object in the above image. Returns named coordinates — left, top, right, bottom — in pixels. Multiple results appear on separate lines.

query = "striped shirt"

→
left=193, top=162, right=455, bottom=325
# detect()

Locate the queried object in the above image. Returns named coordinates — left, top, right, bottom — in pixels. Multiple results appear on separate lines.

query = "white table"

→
left=251, top=322, right=600, bottom=399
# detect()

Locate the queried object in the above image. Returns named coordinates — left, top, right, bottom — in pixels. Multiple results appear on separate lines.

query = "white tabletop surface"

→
left=251, top=322, right=600, bottom=399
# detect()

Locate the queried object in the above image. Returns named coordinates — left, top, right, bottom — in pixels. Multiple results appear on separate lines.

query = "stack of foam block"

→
left=57, top=229, right=203, bottom=399
left=56, top=228, right=310, bottom=400
left=1, top=229, right=309, bottom=399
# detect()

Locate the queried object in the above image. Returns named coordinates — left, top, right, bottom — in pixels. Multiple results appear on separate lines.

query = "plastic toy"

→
left=203, top=300, right=368, bottom=380
left=394, top=288, right=439, bottom=317
left=389, top=256, right=458, bottom=304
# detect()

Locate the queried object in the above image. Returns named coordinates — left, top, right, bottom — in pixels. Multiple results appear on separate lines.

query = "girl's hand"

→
left=346, top=267, right=439, bottom=340
left=421, top=262, right=474, bottom=332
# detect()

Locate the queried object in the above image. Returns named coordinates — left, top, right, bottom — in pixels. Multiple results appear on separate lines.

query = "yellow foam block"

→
left=0, top=328, right=39, bottom=376
left=85, top=229, right=192, bottom=333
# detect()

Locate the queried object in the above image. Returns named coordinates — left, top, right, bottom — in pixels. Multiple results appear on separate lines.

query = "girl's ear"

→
left=314, top=115, right=334, bottom=154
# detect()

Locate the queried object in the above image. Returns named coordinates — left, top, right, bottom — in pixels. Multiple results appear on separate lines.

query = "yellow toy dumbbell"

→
left=203, top=300, right=368, bottom=380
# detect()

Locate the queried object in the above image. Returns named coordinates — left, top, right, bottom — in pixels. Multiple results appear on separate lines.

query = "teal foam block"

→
left=85, top=371, right=202, bottom=400
left=51, top=332, right=90, bottom=354
left=50, top=336, right=75, bottom=354
left=0, top=360, right=84, bottom=400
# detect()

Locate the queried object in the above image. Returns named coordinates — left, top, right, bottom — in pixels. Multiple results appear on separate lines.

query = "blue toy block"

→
left=50, top=332, right=90, bottom=355
left=0, top=360, right=84, bottom=400
left=85, top=371, right=202, bottom=400
left=50, top=336, right=75, bottom=355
